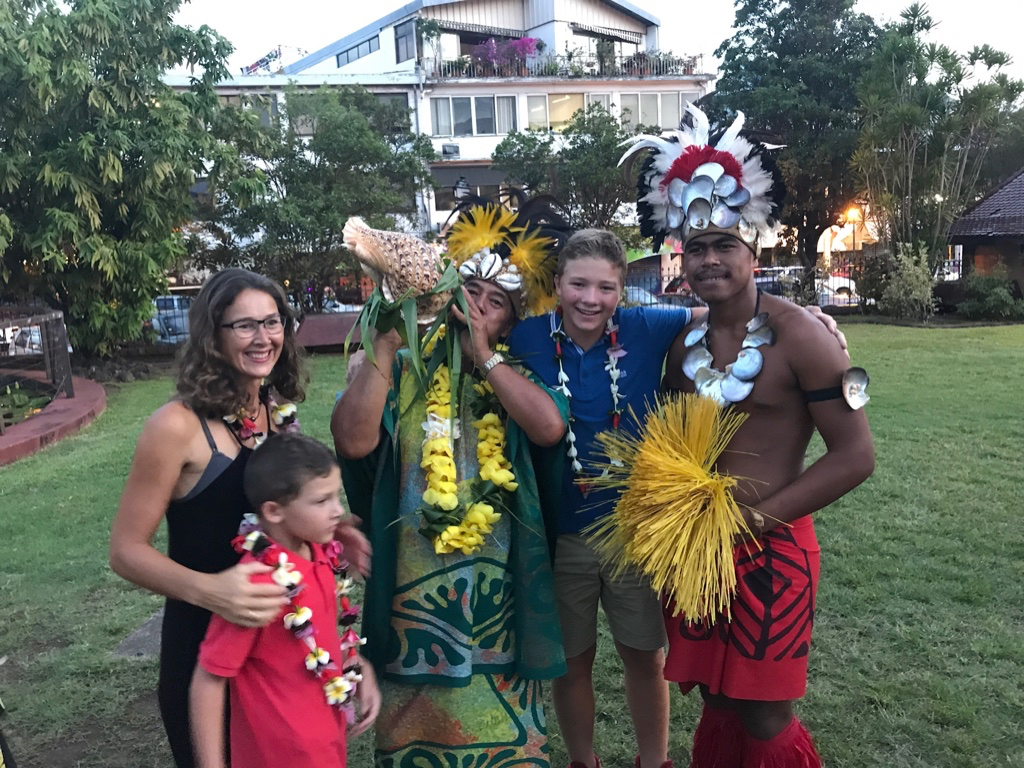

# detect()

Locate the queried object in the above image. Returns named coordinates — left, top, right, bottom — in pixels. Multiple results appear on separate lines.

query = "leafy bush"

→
left=956, top=266, right=1024, bottom=320
left=879, top=243, right=935, bottom=320
left=853, top=250, right=895, bottom=311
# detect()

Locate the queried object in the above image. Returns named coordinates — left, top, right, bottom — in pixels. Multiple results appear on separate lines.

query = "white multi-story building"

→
left=172, top=0, right=714, bottom=233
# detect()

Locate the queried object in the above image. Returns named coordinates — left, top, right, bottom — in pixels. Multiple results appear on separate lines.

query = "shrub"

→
left=853, top=250, right=895, bottom=312
left=956, top=266, right=1024, bottom=320
left=879, top=243, right=935, bottom=320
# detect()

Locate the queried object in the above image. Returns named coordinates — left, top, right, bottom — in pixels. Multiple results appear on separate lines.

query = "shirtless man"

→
left=619, top=103, right=875, bottom=767
left=661, top=230, right=875, bottom=767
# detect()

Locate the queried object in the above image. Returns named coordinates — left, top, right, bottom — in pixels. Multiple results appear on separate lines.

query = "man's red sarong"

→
left=663, top=518, right=821, bottom=701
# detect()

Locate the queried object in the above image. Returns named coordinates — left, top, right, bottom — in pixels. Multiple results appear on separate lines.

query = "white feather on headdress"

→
left=619, top=102, right=786, bottom=251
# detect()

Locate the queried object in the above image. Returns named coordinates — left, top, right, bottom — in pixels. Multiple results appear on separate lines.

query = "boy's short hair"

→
left=557, top=229, right=627, bottom=280
left=243, top=433, right=338, bottom=511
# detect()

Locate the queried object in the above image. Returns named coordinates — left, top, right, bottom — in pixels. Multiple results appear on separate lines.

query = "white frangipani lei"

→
left=550, top=312, right=626, bottom=475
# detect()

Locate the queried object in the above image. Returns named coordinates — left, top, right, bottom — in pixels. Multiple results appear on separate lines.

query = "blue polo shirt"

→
left=507, top=305, right=692, bottom=533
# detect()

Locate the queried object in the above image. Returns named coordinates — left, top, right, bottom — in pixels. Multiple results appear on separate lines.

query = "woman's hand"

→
left=350, top=661, right=382, bottom=737
left=335, top=517, right=372, bottom=578
left=203, top=561, right=288, bottom=627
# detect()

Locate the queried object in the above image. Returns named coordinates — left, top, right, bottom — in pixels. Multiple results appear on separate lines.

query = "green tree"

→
left=0, top=0, right=249, bottom=355
left=706, top=0, right=879, bottom=269
left=492, top=103, right=634, bottom=228
left=491, top=130, right=556, bottom=195
left=852, top=3, right=1023, bottom=264
left=200, top=86, right=435, bottom=307
left=978, top=106, right=1024, bottom=193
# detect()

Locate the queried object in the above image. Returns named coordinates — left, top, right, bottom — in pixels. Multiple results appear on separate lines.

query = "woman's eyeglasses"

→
left=220, top=314, right=285, bottom=338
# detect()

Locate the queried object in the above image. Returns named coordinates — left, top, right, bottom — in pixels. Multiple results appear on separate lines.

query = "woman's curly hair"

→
left=176, top=268, right=308, bottom=417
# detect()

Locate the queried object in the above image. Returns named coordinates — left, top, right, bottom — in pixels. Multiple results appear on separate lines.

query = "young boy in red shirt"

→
left=190, top=433, right=380, bottom=768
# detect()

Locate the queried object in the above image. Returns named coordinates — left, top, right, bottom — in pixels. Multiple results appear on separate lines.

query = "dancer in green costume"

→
left=333, top=203, right=572, bottom=767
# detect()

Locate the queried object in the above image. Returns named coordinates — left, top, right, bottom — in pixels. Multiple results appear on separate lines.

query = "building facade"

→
left=171, top=0, right=714, bottom=233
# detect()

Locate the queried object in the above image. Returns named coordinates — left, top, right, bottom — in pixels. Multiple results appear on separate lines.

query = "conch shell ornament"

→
left=342, top=217, right=449, bottom=323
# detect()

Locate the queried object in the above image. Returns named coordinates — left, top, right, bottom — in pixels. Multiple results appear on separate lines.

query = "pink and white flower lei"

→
left=231, top=514, right=365, bottom=723
left=550, top=308, right=627, bottom=475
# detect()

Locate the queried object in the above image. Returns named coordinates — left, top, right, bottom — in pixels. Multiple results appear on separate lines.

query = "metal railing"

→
left=425, top=52, right=702, bottom=81
left=0, top=307, right=74, bottom=434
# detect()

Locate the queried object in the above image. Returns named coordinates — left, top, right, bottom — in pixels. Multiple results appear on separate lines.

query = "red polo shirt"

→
left=199, top=543, right=347, bottom=767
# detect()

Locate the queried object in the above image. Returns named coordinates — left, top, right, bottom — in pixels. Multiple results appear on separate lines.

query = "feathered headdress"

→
left=445, top=191, right=574, bottom=317
left=619, top=102, right=786, bottom=253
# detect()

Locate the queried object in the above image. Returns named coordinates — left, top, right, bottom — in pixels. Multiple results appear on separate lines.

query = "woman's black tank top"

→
left=157, top=413, right=257, bottom=767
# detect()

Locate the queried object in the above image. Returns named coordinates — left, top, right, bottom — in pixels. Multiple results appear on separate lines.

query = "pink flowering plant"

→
left=471, top=38, right=500, bottom=67
left=501, top=37, right=541, bottom=64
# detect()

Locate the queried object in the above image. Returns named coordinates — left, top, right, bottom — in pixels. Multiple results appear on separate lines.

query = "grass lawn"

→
left=1, top=325, right=1022, bottom=767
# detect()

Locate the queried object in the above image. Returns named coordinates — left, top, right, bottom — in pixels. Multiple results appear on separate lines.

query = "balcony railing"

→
left=425, top=52, right=702, bottom=81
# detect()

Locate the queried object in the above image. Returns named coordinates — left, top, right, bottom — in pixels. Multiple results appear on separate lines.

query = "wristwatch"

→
left=481, top=352, right=506, bottom=375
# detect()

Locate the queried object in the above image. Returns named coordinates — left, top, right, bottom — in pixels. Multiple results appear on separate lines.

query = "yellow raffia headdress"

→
left=583, top=393, right=758, bottom=624
left=444, top=192, right=573, bottom=317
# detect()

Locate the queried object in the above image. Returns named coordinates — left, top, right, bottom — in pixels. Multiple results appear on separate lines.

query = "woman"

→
left=110, top=268, right=365, bottom=767
left=333, top=214, right=569, bottom=766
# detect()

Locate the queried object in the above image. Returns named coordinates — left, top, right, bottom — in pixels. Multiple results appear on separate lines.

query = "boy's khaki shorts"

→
left=554, top=533, right=667, bottom=659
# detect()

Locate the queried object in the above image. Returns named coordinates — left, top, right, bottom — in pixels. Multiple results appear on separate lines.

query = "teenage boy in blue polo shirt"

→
left=506, top=229, right=844, bottom=768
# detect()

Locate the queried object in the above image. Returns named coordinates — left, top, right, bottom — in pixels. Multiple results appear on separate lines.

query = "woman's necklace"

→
left=550, top=308, right=626, bottom=475
left=681, top=291, right=775, bottom=405
left=232, top=514, right=365, bottom=722
left=223, top=385, right=300, bottom=446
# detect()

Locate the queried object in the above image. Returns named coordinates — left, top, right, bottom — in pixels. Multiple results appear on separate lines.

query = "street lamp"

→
left=844, top=204, right=862, bottom=255
left=453, top=176, right=471, bottom=201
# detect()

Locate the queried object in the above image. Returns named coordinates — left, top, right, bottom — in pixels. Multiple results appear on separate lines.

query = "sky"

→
left=172, top=0, right=1024, bottom=81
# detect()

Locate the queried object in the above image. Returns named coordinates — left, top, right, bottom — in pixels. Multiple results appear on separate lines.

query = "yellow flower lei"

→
left=420, top=336, right=517, bottom=555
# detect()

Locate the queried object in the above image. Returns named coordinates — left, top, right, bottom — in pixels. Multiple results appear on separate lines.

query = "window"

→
left=527, top=95, right=548, bottom=131
left=336, top=35, right=379, bottom=67
left=549, top=93, right=584, bottom=132
left=620, top=92, right=682, bottom=130
left=376, top=93, right=411, bottom=130
left=377, top=93, right=408, bottom=109
left=475, top=96, right=495, bottom=135
left=395, top=20, right=415, bottom=63
left=430, top=96, right=517, bottom=136
left=495, top=96, right=517, bottom=133
left=620, top=93, right=638, bottom=127
left=587, top=93, right=610, bottom=111
left=435, top=182, right=504, bottom=212
left=452, top=97, right=472, bottom=135
left=529, top=94, right=586, bottom=132
left=661, top=92, right=681, bottom=130
left=251, top=94, right=278, bottom=127
left=431, top=98, right=452, bottom=136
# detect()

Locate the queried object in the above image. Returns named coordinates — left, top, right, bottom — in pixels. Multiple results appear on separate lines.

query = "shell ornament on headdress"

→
left=619, top=102, right=787, bottom=252
left=445, top=191, right=574, bottom=317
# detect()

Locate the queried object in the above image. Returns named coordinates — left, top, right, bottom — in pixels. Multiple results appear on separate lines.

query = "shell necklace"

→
left=550, top=308, right=626, bottom=474
left=682, top=291, right=775, bottom=405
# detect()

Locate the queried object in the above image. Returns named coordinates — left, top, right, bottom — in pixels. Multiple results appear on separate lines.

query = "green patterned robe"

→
left=341, top=353, right=568, bottom=767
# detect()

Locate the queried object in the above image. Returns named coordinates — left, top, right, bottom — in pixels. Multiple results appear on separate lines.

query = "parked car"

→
left=623, top=286, right=661, bottom=306
left=323, top=300, right=362, bottom=313
left=661, top=276, right=693, bottom=295
left=13, top=327, right=42, bottom=353
left=151, top=295, right=192, bottom=343
left=656, top=292, right=704, bottom=308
